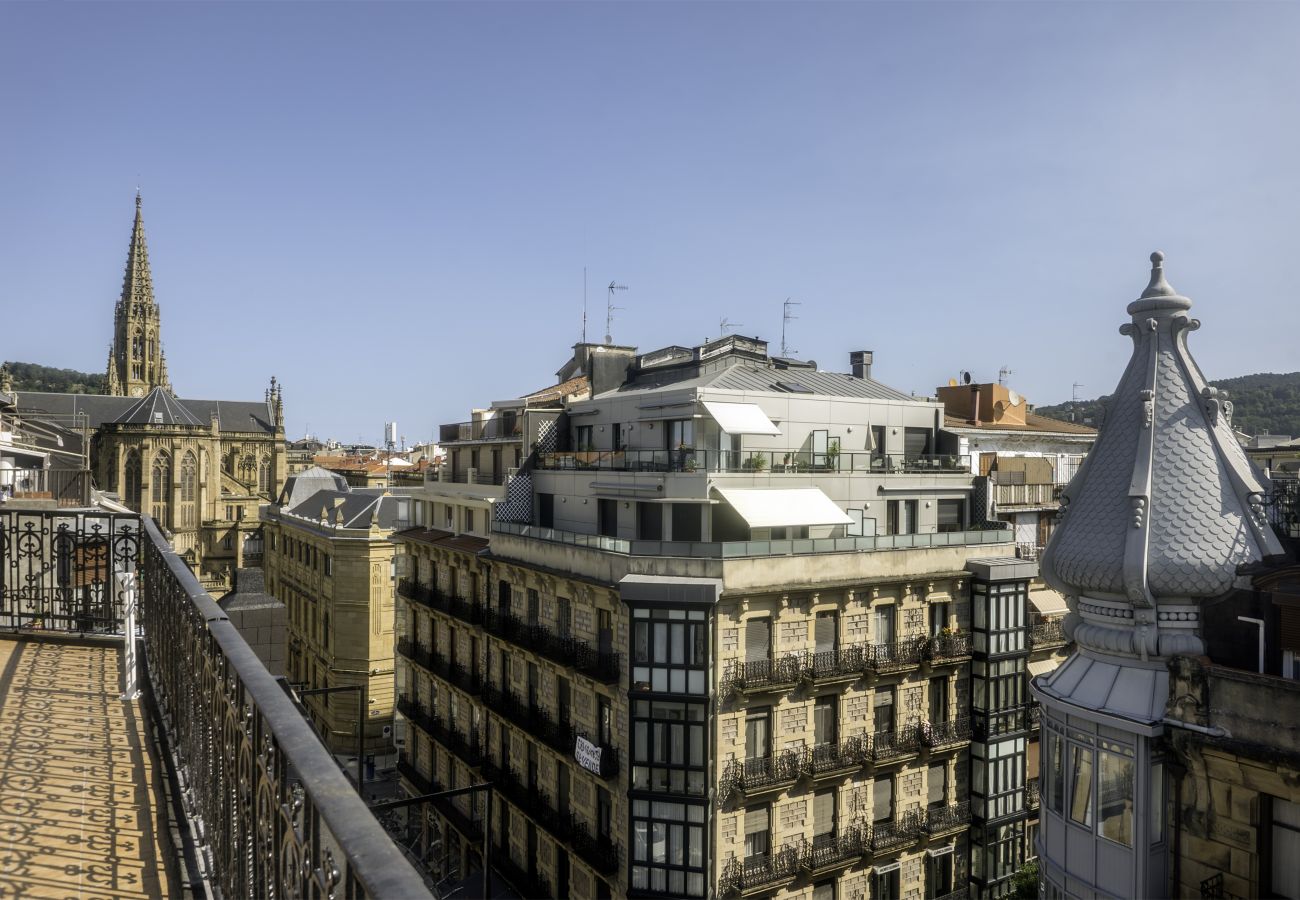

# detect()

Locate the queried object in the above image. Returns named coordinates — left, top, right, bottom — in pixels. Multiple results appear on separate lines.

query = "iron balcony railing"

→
left=869, top=810, right=923, bottom=852
left=803, top=736, right=869, bottom=778
left=973, top=704, right=1036, bottom=741
left=721, top=655, right=804, bottom=695
left=537, top=448, right=969, bottom=475
left=719, top=843, right=803, bottom=896
left=1026, top=777, right=1040, bottom=810
left=396, top=756, right=437, bottom=795
left=929, top=630, right=973, bottom=662
left=0, top=508, right=432, bottom=898
left=395, top=578, right=486, bottom=628
left=1028, top=616, right=1067, bottom=648
left=920, top=717, right=972, bottom=750
left=801, top=826, right=868, bottom=874
left=806, top=646, right=867, bottom=682
left=481, top=683, right=618, bottom=778
left=490, top=842, right=553, bottom=899
left=924, top=801, right=971, bottom=835
left=935, top=889, right=972, bottom=900
left=482, top=606, right=620, bottom=683
left=717, top=750, right=802, bottom=804
left=871, top=725, right=922, bottom=763
left=869, top=636, right=929, bottom=673
left=492, top=520, right=1013, bottom=560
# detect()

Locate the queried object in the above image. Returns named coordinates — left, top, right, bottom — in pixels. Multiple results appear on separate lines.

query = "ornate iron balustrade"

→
left=719, top=844, right=802, bottom=896
left=721, top=655, right=804, bottom=696
left=718, top=750, right=802, bottom=804
left=1029, top=616, right=1067, bottom=648
left=482, top=607, right=620, bottom=683
left=493, top=847, right=553, bottom=900
left=803, top=737, right=869, bottom=778
left=122, top=511, right=433, bottom=898
left=868, top=637, right=927, bottom=673
left=806, top=646, right=866, bottom=683
left=924, top=801, right=971, bottom=834
left=935, top=889, right=971, bottom=900
left=801, top=826, right=868, bottom=874
left=919, top=718, right=972, bottom=750
left=973, top=704, right=1035, bottom=741
left=930, top=630, right=972, bottom=662
left=869, top=811, right=922, bottom=852
left=871, top=725, right=921, bottom=762
left=1026, top=777, right=1040, bottom=810
left=396, top=693, right=440, bottom=738
left=570, top=819, right=621, bottom=875
left=483, top=683, right=618, bottom=778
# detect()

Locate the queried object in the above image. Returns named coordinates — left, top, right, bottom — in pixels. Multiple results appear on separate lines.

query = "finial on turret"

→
left=1141, top=249, right=1175, bottom=298
left=135, top=188, right=142, bottom=209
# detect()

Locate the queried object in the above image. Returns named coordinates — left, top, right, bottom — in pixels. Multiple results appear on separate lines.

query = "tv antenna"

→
left=605, top=281, right=628, bottom=344
left=780, top=298, right=801, bottom=357
left=719, top=317, right=743, bottom=337
left=581, top=266, right=588, bottom=343
left=998, top=366, right=1013, bottom=386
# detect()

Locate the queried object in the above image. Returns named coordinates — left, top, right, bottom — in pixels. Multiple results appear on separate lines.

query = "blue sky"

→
left=3, top=2, right=1298, bottom=443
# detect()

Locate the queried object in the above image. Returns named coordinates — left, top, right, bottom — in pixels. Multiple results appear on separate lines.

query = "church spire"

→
left=106, top=192, right=168, bottom=397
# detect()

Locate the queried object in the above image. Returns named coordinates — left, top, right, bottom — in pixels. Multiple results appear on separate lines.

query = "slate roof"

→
left=1042, top=253, right=1284, bottom=604
left=285, top=488, right=401, bottom=530
left=113, top=387, right=205, bottom=426
left=278, top=466, right=350, bottom=507
left=609, top=361, right=916, bottom=402
left=14, top=391, right=276, bottom=435
left=217, top=568, right=283, bottom=612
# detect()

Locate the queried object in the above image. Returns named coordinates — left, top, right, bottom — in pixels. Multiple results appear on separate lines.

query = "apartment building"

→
left=395, top=335, right=1018, bottom=900
left=261, top=466, right=407, bottom=755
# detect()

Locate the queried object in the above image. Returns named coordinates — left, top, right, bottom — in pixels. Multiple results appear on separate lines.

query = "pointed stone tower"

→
left=106, top=192, right=171, bottom=397
left=1032, top=253, right=1285, bottom=899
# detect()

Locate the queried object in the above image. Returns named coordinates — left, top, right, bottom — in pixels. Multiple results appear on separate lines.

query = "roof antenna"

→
left=581, top=266, right=588, bottom=344
left=606, top=281, right=628, bottom=344
left=998, top=366, right=1013, bottom=386
left=720, top=317, right=743, bottom=337
left=780, top=298, right=801, bottom=357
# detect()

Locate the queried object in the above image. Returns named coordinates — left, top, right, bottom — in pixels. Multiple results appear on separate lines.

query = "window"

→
left=324, top=554, right=332, bottom=576
left=613, top=423, right=624, bottom=451
left=671, top=503, right=702, bottom=542
left=929, top=677, right=948, bottom=722
left=937, top=498, right=966, bottom=533
left=813, top=696, right=837, bottom=747
left=537, top=493, right=554, bottom=528
left=813, top=789, right=836, bottom=843
left=928, top=763, right=947, bottom=807
left=1098, top=743, right=1134, bottom=846
left=903, top=427, right=932, bottom=459
left=575, top=424, right=594, bottom=451
left=665, top=419, right=694, bottom=450
left=744, top=806, right=770, bottom=859
left=745, top=708, right=771, bottom=760
left=872, top=866, right=900, bottom=900
left=1069, top=744, right=1094, bottom=827
left=928, top=852, right=954, bottom=899
left=638, top=502, right=663, bottom=540
left=873, top=776, right=894, bottom=823
left=631, top=607, right=708, bottom=695
left=873, top=688, right=895, bottom=736
left=598, top=498, right=618, bottom=538
left=526, top=589, right=540, bottom=626
left=874, top=605, right=896, bottom=646
left=557, top=596, right=572, bottom=638
left=631, top=698, right=706, bottom=795
left=1272, top=797, right=1300, bottom=899
left=745, top=617, right=772, bottom=666
left=631, top=798, right=706, bottom=897
left=929, top=601, right=950, bottom=636
left=815, top=611, right=838, bottom=659
left=599, top=696, right=612, bottom=747
left=813, top=882, right=836, bottom=900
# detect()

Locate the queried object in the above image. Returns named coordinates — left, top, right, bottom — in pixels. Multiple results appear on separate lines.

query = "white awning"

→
left=714, top=486, right=853, bottom=528
left=1029, top=653, right=1068, bottom=678
left=1030, top=588, right=1069, bottom=616
left=702, top=401, right=781, bottom=435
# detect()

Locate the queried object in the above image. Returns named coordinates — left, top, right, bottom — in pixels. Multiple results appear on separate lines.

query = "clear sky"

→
left=3, top=2, right=1298, bottom=444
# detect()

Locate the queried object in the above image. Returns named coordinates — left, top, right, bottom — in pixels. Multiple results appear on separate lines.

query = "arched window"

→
left=151, top=451, right=172, bottom=523
left=180, top=451, right=198, bottom=527
left=258, top=456, right=271, bottom=494
left=131, top=329, right=144, bottom=379
left=123, top=450, right=142, bottom=510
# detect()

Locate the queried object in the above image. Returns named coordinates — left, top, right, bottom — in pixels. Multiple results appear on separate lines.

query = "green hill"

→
left=1036, top=372, right=1300, bottom=437
left=3, top=361, right=105, bottom=395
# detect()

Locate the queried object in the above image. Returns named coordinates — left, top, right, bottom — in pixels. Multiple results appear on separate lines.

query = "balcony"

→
left=482, top=683, right=619, bottom=779
left=806, top=646, right=867, bottom=685
left=869, top=810, right=923, bottom=853
left=924, top=801, right=971, bottom=836
left=490, top=842, right=553, bottom=899
left=928, top=630, right=973, bottom=664
left=537, top=448, right=970, bottom=475
left=493, top=520, right=1014, bottom=560
left=0, top=508, right=433, bottom=898
left=993, top=481, right=1062, bottom=509
left=920, top=718, right=972, bottom=751
left=803, top=737, right=869, bottom=780
left=1026, top=777, right=1040, bottom=811
left=801, top=826, right=868, bottom=875
left=482, top=607, right=620, bottom=683
left=722, top=655, right=804, bottom=696
left=0, top=466, right=92, bottom=506
left=717, top=750, right=802, bottom=805
left=719, top=844, right=802, bottom=896
left=871, top=725, right=922, bottom=763
left=868, top=637, right=928, bottom=674
left=1028, top=616, right=1067, bottom=649
left=439, top=416, right=522, bottom=444
left=395, top=578, right=485, bottom=628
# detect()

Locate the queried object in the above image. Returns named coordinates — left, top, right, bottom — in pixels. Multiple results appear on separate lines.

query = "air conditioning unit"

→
left=382, top=725, right=393, bottom=739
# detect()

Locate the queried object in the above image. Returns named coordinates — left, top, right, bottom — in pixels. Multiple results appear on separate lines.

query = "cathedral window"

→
left=258, top=457, right=271, bottom=494
left=151, top=451, right=172, bottom=523
left=123, top=450, right=142, bottom=510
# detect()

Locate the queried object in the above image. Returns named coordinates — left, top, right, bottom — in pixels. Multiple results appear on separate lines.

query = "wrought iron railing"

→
left=929, top=630, right=972, bottom=662
left=718, top=750, right=802, bottom=804
left=924, top=801, right=971, bottom=834
left=871, top=725, right=922, bottom=762
left=868, top=637, right=928, bottom=673
left=69, top=510, right=432, bottom=898
left=869, top=810, right=922, bottom=852
left=721, top=655, right=804, bottom=695
left=482, top=683, right=618, bottom=778
left=1029, top=616, right=1067, bottom=648
left=920, top=717, right=972, bottom=750
left=801, top=826, right=868, bottom=872
left=806, top=646, right=867, bottom=681
left=1026, top=777, right=1040, bottom=810
left=803, top=737, right=869, bottom=777
left=719, top=844, right=802, bottom=895
left=482, top=606, right=620, bottom=683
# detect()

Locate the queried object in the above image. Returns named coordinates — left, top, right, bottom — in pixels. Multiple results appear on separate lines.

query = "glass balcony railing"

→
left=493, top=520, right=1012, bottom=559
left=537, top=448, right=970, bottom=475
left=0, top=508, right=431, bottom=898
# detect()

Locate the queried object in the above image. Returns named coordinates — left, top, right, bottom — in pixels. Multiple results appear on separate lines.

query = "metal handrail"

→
left=536, top=448, right=970, bottom=475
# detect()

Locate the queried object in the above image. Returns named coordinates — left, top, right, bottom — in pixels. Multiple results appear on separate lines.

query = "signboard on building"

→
left=575, top=734, right=602, bottom=775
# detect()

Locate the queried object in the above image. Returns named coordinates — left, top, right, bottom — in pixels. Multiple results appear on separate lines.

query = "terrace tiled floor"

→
left=0, top=637, right=175, bottom=899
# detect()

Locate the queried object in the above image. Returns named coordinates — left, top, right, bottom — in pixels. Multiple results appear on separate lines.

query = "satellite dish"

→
left=1008, top=389, right=1022, bottom=406
left=962, top=371, right=972, bottom=385
left=948, top=378, right=958, bottom=387
left=993, top=400, right=1006, bottom=420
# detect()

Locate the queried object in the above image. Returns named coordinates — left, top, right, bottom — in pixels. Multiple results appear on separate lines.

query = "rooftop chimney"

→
left=849, top=350, right=874, bottom=379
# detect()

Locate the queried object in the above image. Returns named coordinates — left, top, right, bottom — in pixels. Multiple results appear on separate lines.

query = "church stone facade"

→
left=13, top=194, right=286, bottom=594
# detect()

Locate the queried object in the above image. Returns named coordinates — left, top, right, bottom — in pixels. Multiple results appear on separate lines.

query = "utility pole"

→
left=781, top=298, right=801, bottom=357
left=606, top=281, right=628, bottom=345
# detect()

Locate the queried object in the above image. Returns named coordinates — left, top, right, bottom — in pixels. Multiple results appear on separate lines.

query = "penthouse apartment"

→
left=395, top=335, right=1016, bottom=900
